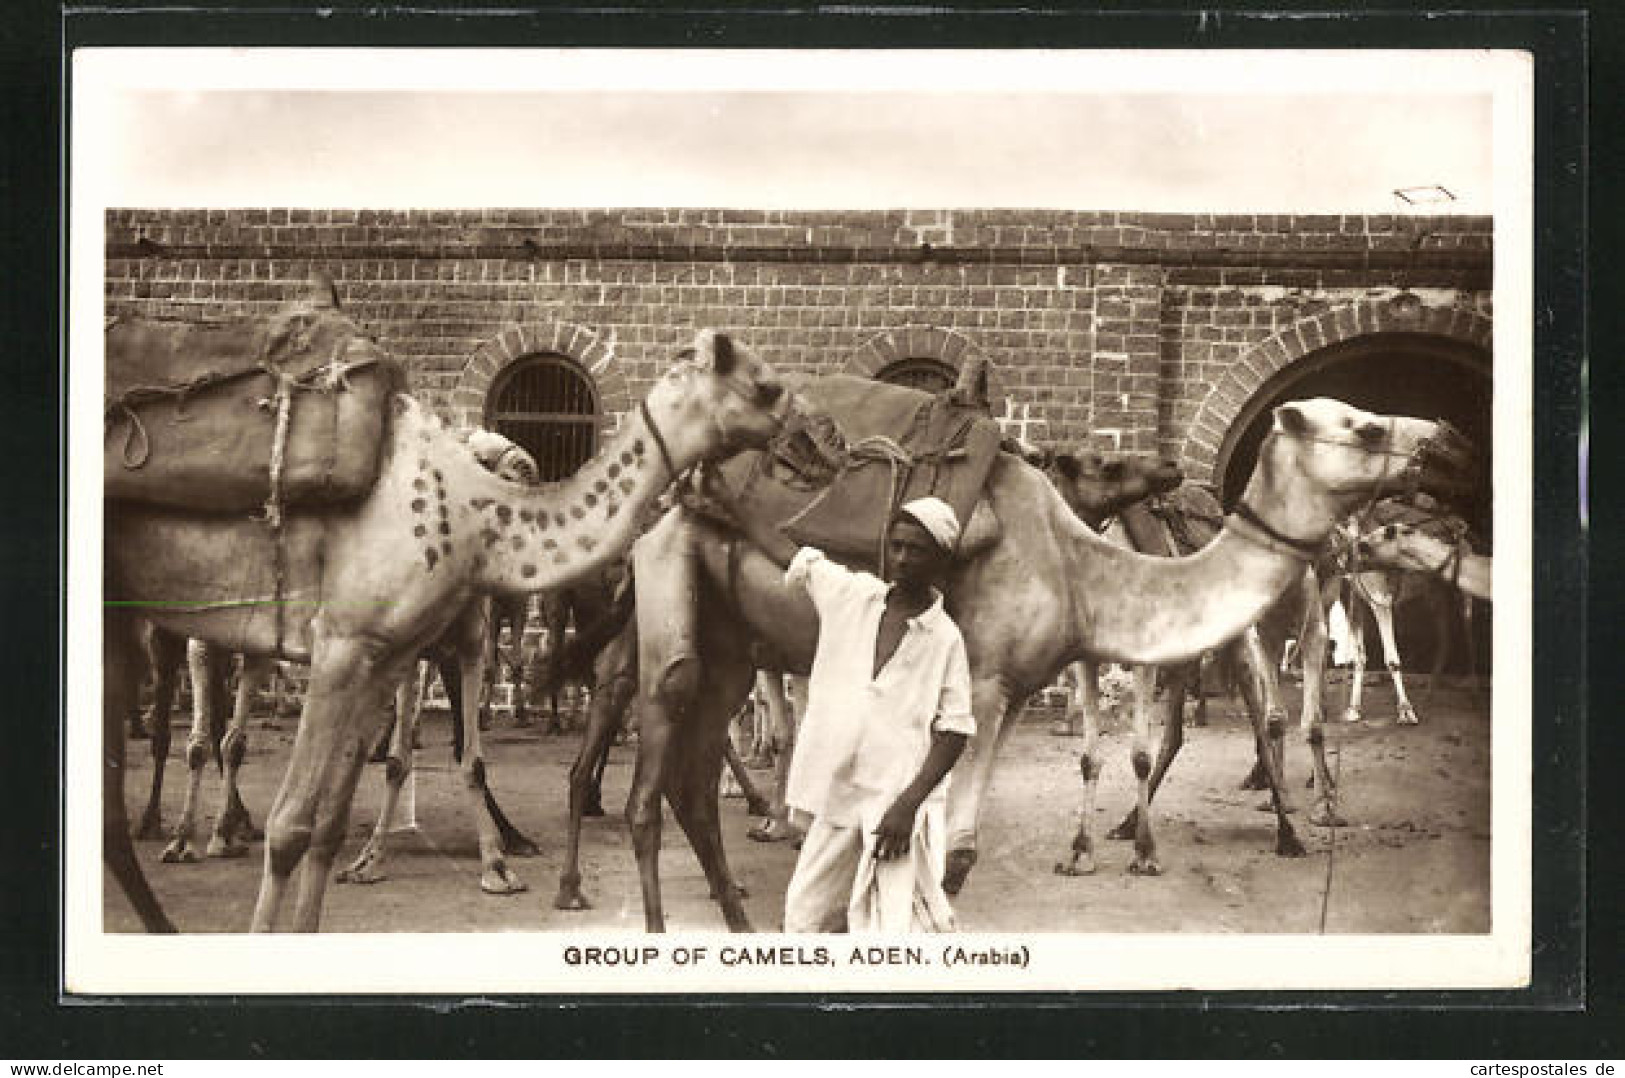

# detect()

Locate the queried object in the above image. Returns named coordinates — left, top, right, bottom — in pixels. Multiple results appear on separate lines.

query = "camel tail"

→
left=555, top=571, right=636, bottom=686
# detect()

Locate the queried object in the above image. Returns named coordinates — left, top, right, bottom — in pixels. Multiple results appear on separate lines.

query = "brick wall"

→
left=104, top=207, right=1493, bottom=477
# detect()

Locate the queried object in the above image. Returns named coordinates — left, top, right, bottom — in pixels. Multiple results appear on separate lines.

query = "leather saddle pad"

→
left=1118, top=482, right=1225, bottom=557
left=718, top=374, right=1003, bottom=566
left=105, top=302, right=404, bottom=512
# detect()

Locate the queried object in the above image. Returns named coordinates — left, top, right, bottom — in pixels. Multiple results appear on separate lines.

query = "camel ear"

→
left=1275, top=403, right=1312, bottom=437
left=1053, top=453, right=1080, bottom=480
left=692, top=329, right=739, bottom=376
left=301, top=272, right=341, bottom=310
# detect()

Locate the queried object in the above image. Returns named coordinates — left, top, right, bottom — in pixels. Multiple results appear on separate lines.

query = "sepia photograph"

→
left=69, top=45, right=1533, bottom=995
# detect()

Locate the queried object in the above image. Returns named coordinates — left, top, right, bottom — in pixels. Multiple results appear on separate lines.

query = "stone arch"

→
left=839, top=324, right=1004, bottom=412
left=1180, top=294, right=1493, bottom=482
left=450, top=321, right=632, bottom=437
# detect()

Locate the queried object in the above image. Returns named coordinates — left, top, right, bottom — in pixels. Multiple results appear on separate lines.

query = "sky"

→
left=75, top=49, right=1518, bottom=213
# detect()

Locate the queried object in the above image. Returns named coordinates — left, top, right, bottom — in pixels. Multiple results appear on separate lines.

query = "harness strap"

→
left=639, top=399, right=680, bottom=484
left=1229, top=501, right=1322, bottom=564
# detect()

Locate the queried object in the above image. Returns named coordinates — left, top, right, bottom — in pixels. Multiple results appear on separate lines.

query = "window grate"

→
left=485, top=353, right=600, bottom=482
left=875, top=356, right=956, bottom=393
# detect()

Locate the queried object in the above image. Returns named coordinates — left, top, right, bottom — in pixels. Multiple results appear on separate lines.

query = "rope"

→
left=1318, top=739, right=1344, bottom=934
left=257, top=371, right=296, bottom=656
left=843, top=434, right=915, bottom=573
left=639, top=399, right=680, bottom=485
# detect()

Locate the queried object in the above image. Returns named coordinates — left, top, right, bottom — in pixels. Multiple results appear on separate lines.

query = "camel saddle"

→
left=104, top=302, right=404, bottom=512
left=1119, top=482, right=1225, bottom=557
left=717, top=374, right=1003, bottom=565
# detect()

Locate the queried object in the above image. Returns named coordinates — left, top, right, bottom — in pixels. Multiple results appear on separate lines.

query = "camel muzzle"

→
left=1412, top=421, right=1478, bottom=497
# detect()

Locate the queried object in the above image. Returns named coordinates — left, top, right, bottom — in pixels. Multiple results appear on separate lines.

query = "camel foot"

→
left=1127, top=855, right=1162, bottom=877
left=745, top=795, right=772, bottom=817
left=582, top=800, right=605, bottom=819
left=1256, top=797, right=1298, bottom=814
left=1053, top=852, right=1097, bottom=877
left=1342, top=707, right=1362, bottom=723
left=942, top=848, right=977, bottom=896
left=1049, top=718, right=1079, bottom=737
left=748, top=819, right=795, bottom=843
left=480, top=864, right=529, bottom=895
left=553, top=883, right=593, bottom=911
left=1309, top=801, right=1348, bottom=829
left=1276, top=831, right=1309, bottom=858
left=206, top=834, right=250, bottom=859
left=1397, top=704, right=1420, bottom=726
left=160, top=836, right=201, bottom=864
left=336, top=848, right=387, bottom=885
left=1239, top=761, right=1271, bottom=791
left=135, top=808, right=164, bottom=841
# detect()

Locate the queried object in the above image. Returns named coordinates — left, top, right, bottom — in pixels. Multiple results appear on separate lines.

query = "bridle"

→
left=639, top=362, right=788, bottom=486
left=1228, top=418, right=1440, bottom=564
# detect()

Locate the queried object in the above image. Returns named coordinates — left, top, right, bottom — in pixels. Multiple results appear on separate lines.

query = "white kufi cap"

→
left=897, top=496, right=961, bottom=553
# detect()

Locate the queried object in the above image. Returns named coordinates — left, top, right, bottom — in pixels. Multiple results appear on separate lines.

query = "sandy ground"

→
left=105, top=675, right=1491, bottom=935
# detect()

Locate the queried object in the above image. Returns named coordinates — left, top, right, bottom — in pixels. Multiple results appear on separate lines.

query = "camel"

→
left=585, top=395, right=1473, bottom=931
left=1357, top=520, right=1491, bottom=601
left=1056, top=484, right=1306, bottom=877
left=104, top=280, right=800, bottom=932
left=542, top=446, right=1185, bottom=908
left=1320, top=512, right=1490, bottom=726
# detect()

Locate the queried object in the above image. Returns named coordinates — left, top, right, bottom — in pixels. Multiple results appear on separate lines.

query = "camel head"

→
left=1354, top=522, right=1450, bottom=573
left=1242, top=398, right=1476, bottom=551
left=648, top=329, right=798, bottom=470
left=1049, top=450, right=1184, bottom=521
left=466, top=429, right=541, bottom=485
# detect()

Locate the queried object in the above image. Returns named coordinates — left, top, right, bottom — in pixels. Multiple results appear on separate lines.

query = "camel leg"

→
left=1107, top=664, right=1185, bottom=876
left=104, top=610, right=176, bottom=933
left=1365, top=585, right=1418, bottom=724
left=205, top=656, right=270, bottom=858
left=555, top=636, right=635, bottom=911
left=942, top=677, right=1019, bottom=896
left=162, top=640, right=228, bottom=865
left=721, top=737, right=771, bottom=817
left=449, top=617, right=528, bottom=896
left=135, top=627, right=186, bottom=839
left=437, top=643, right=536, bottom=857
left=1299, top=569, right=1347, bottom=827
left=1056, top=660, right=1105, bottom=876
left=338, top=662, right=428, bottom=885
left=747, top=670, right=801, bottom=844
left=1341, top=591, right=1369, bottom=723
left=663, top=629, right=757, bottom=932
left=625, top=515, right=704, bottom=932
left=1230, top=629, right=1306, bottom=856
left=251, top=635, right=395, bottom=932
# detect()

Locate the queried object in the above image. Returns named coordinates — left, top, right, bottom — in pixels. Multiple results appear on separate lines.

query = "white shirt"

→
left=783, top=547, right=976, bottom=829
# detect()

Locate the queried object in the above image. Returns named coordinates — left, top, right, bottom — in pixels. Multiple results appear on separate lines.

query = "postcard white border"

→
left=65, top=47, right=1534, bottom=995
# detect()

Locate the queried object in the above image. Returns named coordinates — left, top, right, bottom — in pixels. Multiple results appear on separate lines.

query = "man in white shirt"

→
left=702, top=479, right=975, bottom=932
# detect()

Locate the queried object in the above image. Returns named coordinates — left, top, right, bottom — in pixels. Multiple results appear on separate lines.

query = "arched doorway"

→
left=1216, top=331, right=1492, bottom=673
left=483, top=352, right=601, bottom=481
left=1216, top=331, right=1492, bottom=535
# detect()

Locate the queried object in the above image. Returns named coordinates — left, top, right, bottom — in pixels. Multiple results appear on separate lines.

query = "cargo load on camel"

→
left=104, top=278, right=404, bottom=512
left=711, top=364, right=1004, bottom=567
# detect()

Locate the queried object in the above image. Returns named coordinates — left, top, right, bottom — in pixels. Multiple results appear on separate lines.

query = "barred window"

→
left=484, top=353, right=600, bottom=482
left=874, top=356, right=956, bottom=393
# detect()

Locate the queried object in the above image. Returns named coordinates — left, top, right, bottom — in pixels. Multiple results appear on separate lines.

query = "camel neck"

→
left=454, top=405, right=676, bottom=596
left=1043, top=486, right=1311, bottom=667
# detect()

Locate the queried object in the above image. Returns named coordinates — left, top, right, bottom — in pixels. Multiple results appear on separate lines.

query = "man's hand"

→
left=872, top=794, right=922, bottom=861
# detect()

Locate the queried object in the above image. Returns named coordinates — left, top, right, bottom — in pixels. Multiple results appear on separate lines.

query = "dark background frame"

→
left=3, top=0, right=1602, bottom=1057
